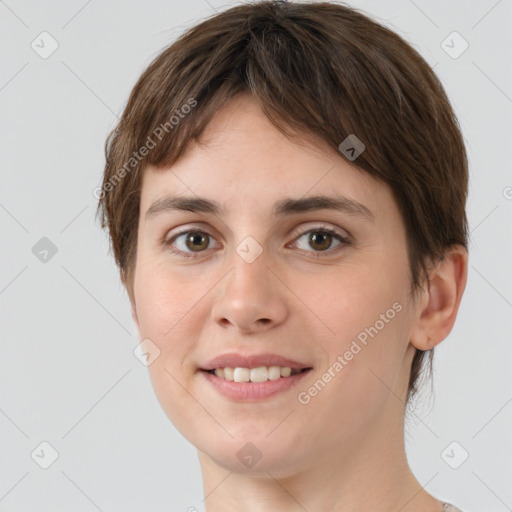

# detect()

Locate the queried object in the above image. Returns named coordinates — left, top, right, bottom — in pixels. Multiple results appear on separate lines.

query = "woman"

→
left=97, top=2, right=469, bottom=510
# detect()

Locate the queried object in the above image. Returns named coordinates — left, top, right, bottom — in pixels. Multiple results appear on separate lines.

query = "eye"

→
left=163, top=225, right=351, bottom=259
left=164, top=230, right=217, bottom=258
left=289, top=227, right=350, bottom=258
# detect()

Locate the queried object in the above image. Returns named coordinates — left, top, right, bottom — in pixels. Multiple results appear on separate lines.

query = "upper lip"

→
left=200, top=352, right=312, bottom=371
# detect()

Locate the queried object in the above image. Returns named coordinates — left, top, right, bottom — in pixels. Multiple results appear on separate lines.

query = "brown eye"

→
left=308, top=231, right=334, bottom=251
left=165, top=230, right=215, bottom=258
left=291, top=227, right=350, bottom=258
left=184, top=232, right=210, bottom=252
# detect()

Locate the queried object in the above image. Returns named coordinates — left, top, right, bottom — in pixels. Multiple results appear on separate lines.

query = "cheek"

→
left=297, top=307, right=409, bottom=447
left=135, top=255, right=190, bottom=319
left=298, top=258, right=405, bottom=340
left=133, top=263, right=203, bottom=356
left=133, top=265, right=208, bottom=434
left=297, top=261, right=409, bottom=401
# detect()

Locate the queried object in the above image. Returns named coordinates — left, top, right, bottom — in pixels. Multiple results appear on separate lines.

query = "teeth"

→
left=211, top=366, right=304, bottom=382
left=280, top=367, right=292, bottom=377
left=223, top=367, right=234, bottom=381
left=268, top=366, right=281, bottom=380
left=233, top=367, right=250, bottom=382
left=250, top=366, right=268, bottom=382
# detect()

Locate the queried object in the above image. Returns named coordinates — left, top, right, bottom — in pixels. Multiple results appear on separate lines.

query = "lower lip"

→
left=200, top=369, right=312, bottom=401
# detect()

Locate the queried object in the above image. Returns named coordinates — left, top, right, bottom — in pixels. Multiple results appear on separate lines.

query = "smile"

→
left=206, top=366, right=307, bottom=382
left=200, top=367, right=313, bottom=401
left=199, top=352, right=313, bottom=400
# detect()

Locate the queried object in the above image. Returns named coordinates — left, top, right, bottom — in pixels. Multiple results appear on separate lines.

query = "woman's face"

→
left=131, top=93, right=421, bottom=475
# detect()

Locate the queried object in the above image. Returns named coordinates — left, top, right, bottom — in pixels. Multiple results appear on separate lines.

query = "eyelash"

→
left=163, top=225, right=351, bottom=260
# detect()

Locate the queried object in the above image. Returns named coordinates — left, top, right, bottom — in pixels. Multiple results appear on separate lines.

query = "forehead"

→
left=139, top=94, right=395, bottom=222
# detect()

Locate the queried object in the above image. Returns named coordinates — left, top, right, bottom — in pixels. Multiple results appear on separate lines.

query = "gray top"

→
left=443, top=503, right=463, bottom=512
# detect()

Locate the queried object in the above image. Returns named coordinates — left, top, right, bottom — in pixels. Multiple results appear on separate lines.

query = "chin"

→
left=196, top=429, right=308, bottom=476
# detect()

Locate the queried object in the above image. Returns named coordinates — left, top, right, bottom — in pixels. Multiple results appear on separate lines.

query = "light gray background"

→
left=1, top=0, right=511, bottom=511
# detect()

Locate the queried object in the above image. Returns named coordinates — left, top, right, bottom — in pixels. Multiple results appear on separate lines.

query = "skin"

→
left=127, top=93, right=468, bottom=511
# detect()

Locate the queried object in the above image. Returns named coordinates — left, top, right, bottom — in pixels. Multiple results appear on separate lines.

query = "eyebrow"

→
left=145, top=194, right=375, bottom=222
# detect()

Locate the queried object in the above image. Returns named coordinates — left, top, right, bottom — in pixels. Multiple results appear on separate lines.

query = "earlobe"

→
left=409, top=246, right=468, bottom=351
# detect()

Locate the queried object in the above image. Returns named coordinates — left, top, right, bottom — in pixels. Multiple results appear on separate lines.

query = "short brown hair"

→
left=96, top=0, right=469, bottom=404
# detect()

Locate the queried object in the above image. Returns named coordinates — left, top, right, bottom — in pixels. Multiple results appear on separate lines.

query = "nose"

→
left=210, top=246, right=289, bottom=334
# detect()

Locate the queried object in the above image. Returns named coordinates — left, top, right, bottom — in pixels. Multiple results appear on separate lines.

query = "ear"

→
left=409, top=245, right=468, bottom=351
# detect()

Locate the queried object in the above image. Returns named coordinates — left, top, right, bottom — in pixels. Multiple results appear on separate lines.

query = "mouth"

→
left=198, top=353, right=313, bottom=401
left=202, top=366, right=311, bottom=383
